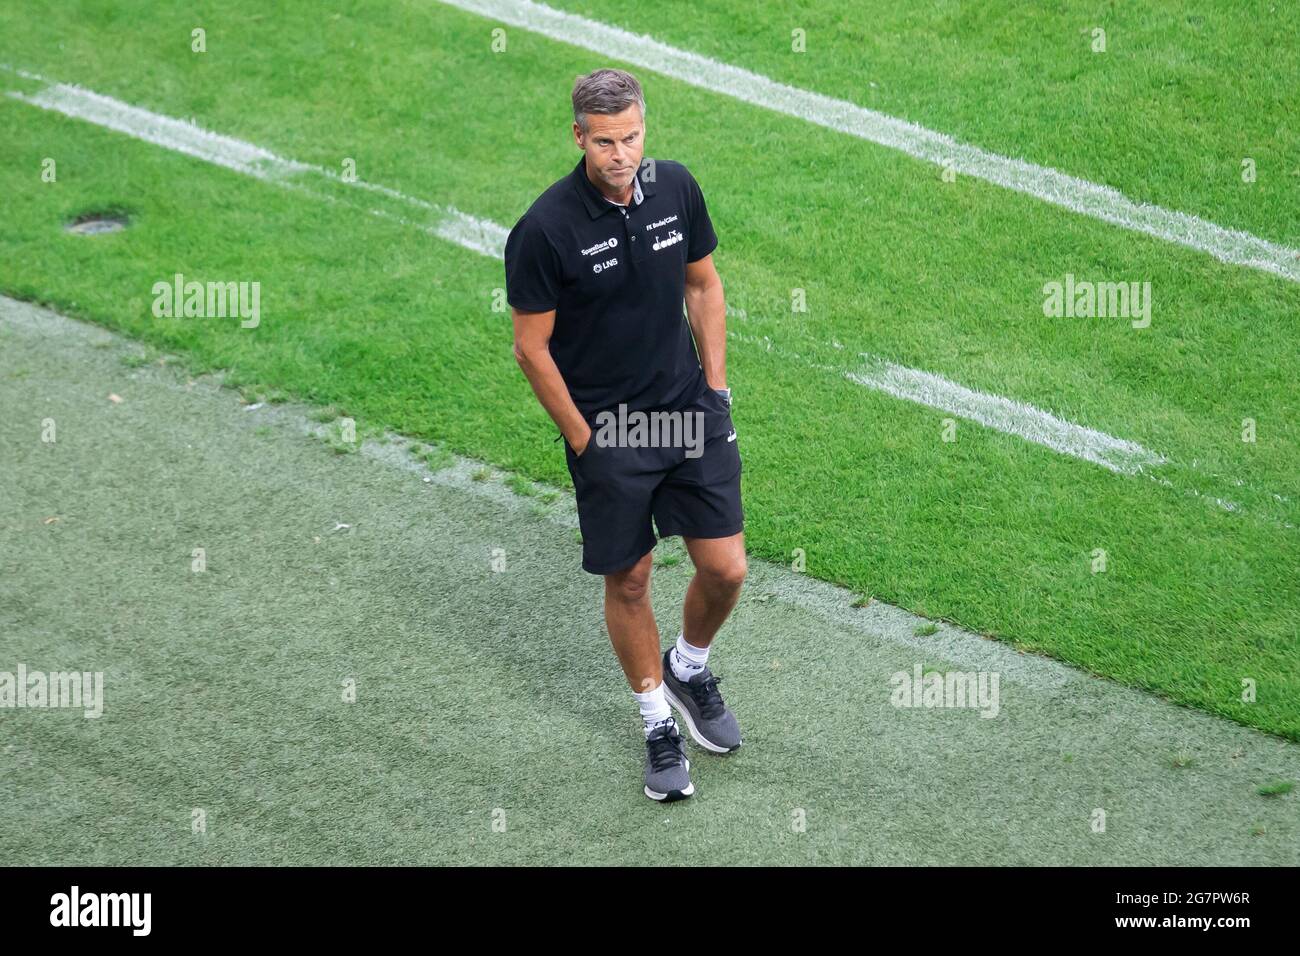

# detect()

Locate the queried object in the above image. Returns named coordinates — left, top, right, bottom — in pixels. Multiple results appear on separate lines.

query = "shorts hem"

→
left=654, top=521, right=743, bottom=542
left=580, top=536, right=658, bottom=576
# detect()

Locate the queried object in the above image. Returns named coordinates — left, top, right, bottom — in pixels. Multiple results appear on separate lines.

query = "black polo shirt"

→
left=504, top=156, right=718, bottom=418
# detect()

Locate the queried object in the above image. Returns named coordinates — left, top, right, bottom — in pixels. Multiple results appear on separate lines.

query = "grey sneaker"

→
left=661, top=649, right=743, bottom=753
left=644, top=717, right=694, bottom=802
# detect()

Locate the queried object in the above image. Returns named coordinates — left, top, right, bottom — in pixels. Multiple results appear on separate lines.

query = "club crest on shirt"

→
left=651, top=229, right=683, bottom=252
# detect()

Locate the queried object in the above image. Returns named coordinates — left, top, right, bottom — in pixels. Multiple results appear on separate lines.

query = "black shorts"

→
left=564, top=385, right=743, bottom=575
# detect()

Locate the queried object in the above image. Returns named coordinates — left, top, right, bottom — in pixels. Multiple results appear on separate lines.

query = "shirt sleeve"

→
left=685, top=169, right=719, bottom=263
left=504, top=214, right=562, bottom=311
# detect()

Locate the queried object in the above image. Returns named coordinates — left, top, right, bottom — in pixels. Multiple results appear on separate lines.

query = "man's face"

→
left=574, top=104, right=645, bottom=195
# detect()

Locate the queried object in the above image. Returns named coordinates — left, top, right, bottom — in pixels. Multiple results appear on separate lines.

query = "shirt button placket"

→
left=626, top=217, right=642, bottom=262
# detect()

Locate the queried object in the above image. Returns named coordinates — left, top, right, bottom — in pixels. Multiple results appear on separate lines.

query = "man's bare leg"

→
left=603, top=548, right=662, bottom=693
left=660, top=531, right=747, bottom=754
left=680, top=532, right=747, bottom=649
left=607, top=548, right=693, bottom=799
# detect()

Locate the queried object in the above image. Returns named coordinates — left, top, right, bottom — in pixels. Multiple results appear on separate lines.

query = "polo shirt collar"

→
left=571, top=156, right=656, bottom=219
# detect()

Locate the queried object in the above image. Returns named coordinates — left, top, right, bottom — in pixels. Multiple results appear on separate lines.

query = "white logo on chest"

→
left=581, top=236, right=619, bottom=257
left=652, top=229, right=683, bottom=252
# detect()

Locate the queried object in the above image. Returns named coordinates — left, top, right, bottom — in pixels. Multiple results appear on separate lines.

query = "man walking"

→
left=505, top=69, right=746, bottom=801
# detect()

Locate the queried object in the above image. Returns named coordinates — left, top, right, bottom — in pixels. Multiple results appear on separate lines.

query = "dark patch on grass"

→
left=65, top=207, right=132, bottom=235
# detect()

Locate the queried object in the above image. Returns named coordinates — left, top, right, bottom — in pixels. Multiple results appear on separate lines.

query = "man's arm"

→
left=684, top=253, right=727, bottom=391
left=511, top=306, right=593, bottom=454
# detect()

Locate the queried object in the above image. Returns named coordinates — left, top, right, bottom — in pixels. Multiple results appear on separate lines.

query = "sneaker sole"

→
left=645, top=758, right=693, bottom=802
left=662, top=684, right=741, bottom=754
left=644, top=781, right=695, bottom=801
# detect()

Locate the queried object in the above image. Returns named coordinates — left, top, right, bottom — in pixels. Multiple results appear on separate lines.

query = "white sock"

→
left=670, top=632, right=710, bottom=681
left=633, top=681, right=671, bottom=735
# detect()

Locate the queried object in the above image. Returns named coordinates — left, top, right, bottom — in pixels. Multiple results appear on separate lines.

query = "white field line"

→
left=734, top=328, right=1300, bottom=524
left=434, top=0, right=1300, bottom=285
left=10, top=81, right=313, bottom=180
left=727, top=331, right=1165, bottom=476
left=847, top=355, right=1166, bottom=475
left=0, top=69, right=1192, bottom=482
left=5, top=78, right=508, bottom=259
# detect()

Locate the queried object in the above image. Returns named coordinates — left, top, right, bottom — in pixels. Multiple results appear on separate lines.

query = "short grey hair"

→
left=572, top=69, right=645, bottom=133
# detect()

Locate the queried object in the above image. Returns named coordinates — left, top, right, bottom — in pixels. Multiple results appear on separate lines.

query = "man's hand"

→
left=571, top=423, right=594, bottom=457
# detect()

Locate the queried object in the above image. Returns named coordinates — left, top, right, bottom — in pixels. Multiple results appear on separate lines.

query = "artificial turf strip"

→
left=0, top=1, right=1297, bottom=741
left=3, top=297, right=1299, bottom=865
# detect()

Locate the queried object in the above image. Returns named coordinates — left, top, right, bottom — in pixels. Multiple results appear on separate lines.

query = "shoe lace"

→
left=647, top=718, right=686, bottom=772
left=691, top=674, right=726, bottom=720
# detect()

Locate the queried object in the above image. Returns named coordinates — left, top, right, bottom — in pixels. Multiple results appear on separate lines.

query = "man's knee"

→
left=700, top=553, right=747, bottom=592
left=605, top=554, right=653, bottom=603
